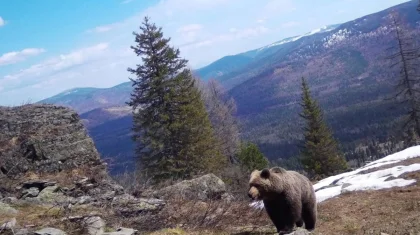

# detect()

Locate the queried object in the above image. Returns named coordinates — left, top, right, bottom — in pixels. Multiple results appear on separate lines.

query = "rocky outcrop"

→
left=34, top=227, right=67, bottom=235
left=151, top=174, right=232, bottom=201
left=0, top=104, right=103, bottom=177
left=0, top=104, right=161, bottom=234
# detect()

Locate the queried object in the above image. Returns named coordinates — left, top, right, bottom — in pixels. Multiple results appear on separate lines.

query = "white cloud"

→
left=2, top=43, right=108, bottom=82
left=86, top=23, right=119, bottom=33
left=0, top=16, right=4, bottom=27
left=182, top=25, right=270, bottom=49
left=177, top=24, right=203, bottom=43
left=0, top=48, right=45, bottom=66
left=177, top=24, right=203, bottom=33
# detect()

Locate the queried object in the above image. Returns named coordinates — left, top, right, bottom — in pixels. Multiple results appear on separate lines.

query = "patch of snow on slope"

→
left=315, top=186, right=342, bottom=203
left=250, top=145, right=420, bottom=210
left=323, top=28, right=351, bottom=48
left=257, top=36, right=302, bottom=51
left=258, top=25, right=338, bottom=51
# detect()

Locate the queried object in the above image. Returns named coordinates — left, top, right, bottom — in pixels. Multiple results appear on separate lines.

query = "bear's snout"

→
left=248, top=186, right=260, bottom=200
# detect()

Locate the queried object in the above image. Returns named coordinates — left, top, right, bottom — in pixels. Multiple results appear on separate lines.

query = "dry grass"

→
left=141, top=159, right=420, bottom=235
left=0, top=202, right=111, bottom=234
left=313, top=171, right=420, bottom=235
left=2, top=158, right=420, bottom=234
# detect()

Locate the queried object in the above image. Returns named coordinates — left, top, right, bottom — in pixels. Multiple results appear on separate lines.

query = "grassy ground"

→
left=1, top=158, right=420, bottom=235
left=148, top=157, right=420, bottom=235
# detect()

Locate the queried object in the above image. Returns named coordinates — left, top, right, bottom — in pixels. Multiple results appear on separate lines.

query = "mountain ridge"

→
left=38, top=0, right=420, bottom=173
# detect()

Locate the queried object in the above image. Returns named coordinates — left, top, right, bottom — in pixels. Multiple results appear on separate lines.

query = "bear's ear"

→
left=260, top=168, right=270, bottom=178
left=271, top=167, right=286, bottom=174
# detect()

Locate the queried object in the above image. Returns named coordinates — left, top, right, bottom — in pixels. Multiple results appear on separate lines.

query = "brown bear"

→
left=248, top=167, right=317, bottom=234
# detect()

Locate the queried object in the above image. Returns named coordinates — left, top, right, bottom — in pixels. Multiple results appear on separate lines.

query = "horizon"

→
left=0, top=0, right=411, bottom=106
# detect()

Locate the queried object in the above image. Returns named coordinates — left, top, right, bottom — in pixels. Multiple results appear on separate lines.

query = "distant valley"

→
left=38, top=0, right=420, bottom=174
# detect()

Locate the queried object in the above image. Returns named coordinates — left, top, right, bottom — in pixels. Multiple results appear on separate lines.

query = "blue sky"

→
left=0, top=0, right=410, bottom=105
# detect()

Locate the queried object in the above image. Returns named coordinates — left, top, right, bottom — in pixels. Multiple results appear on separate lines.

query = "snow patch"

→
left=258, top=25, right=338, bottom=51
left=323, top=28, right=351, bottom=48
left=249, top=145, right=420, bottom=209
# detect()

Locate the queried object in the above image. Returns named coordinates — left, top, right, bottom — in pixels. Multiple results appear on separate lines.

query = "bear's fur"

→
left=248, top=167, right=317, bottom=234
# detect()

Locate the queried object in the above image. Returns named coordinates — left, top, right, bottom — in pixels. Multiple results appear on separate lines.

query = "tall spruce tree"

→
left=127, top=17, right=224, bottom=183
left=299, top=77, right=348, bottom=179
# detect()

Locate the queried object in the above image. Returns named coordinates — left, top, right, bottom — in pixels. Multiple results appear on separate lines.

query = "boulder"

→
left=0, top=218, right=16, bottom=230
left=153, top=174, right=228, bottom=201
left=0, top=105, right=103, bottom=176
left=34, top=228, right=67, bottom=235
left=37, top=186, right=69, bottom=204
left=16, top=228, right=30, bottom=235
left=21, top=187, right=40, bottom=199
left=1, top=197, right=18, bottom=204
left=0, top=202, right=18, bottom=215
left=83, top=216, right=105, bottom=235
left=112, top=194, right=165, bottom=216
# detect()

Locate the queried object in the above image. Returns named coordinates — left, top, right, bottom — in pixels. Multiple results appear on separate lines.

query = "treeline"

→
left=126, top=9, right=420, bottom=187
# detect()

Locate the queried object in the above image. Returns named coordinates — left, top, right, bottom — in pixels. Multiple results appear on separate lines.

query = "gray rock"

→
left=153, top=174, right=227, bottom=201
left=112, top=194, right=165, bottom=216
left=34, top=227, right=67, bottom=235
left=0, top=197, right=18, bottom=204
left=16, top=228, right=30, bottom=235
left=0, top=218, right=16, bottom=230
left=0, top=202, right=18, bottom=215
left=229, top=225, right=277, bottom=234
left=77, top=195, right=95, bottom=205
left=0, top=105, right=103, bottom=176
left=22, top=187, right=40, bottom=198
left=103, top=228, right=138, bottom=235
left=37, top=186, right=69, bottom=204
left=221, top=193, right=235, bottom=203
left=83, top=216, right=105, bottom=235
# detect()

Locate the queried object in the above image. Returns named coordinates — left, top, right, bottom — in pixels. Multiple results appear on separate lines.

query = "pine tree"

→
left=387, top=12, right=420, bottom=136
left=299, top=77, right=348, bottom=179
left=127, top=17, right=224, bottom=183
left=237, top=142, right=269, bottom=173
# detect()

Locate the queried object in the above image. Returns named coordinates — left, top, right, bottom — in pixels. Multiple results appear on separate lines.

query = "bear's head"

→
left=248, top=167, right=286, bottom=201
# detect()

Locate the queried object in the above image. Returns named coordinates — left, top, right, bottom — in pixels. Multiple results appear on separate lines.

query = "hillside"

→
left=38, top=82, right=132, bottom=114
left=39, top=1, right=420, bottom=173
left=228, top=0, right=420, bottom=160
left=195, top=24, right=341, bottom=83
left=1, top=108, right=420, bottom=235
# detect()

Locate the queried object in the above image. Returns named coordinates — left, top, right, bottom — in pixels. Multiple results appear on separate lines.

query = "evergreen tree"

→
left=237, top=142, right=269, bottom=173
left=299, top=77, right=348, bottom=179
left=387, top=12, right=420, bottom=136
left=127, top=17, right=224, bottom=183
